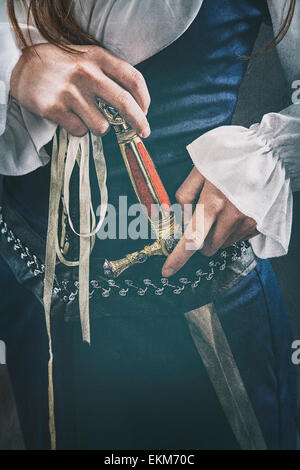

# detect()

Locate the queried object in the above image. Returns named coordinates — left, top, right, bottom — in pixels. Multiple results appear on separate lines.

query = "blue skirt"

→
left=0, top=256, right=297, bottom=450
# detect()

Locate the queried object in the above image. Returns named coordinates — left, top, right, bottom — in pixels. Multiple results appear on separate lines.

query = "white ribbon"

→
left=43, top=128, right=108, bottom=448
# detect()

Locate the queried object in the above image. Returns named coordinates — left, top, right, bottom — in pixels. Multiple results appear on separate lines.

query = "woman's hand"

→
left=10, top=43, right=151, bottom=138
left=162, top=167, right=259, bottom=277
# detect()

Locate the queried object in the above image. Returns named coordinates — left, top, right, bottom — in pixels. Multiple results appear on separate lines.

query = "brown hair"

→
left=7, top=0, right=296, bottom=55
left=6, top=0, right=97, bottom=52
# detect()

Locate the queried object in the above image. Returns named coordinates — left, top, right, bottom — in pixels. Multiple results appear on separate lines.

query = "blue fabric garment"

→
left=0, top=258, right=296, bottom=449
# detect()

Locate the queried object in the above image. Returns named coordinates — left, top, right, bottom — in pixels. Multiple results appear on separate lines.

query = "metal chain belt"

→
left=0, top=206, right=250, bottom=302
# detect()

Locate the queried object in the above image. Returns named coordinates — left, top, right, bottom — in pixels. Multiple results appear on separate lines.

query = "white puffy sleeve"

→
left=0, top=7, right=22, bottom=135
left=187, top=0, right=300, bottom=259
left=0, top=2, right=56, bottom=175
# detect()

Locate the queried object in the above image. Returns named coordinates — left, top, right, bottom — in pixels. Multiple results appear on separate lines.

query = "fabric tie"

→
left=43, top=128, right=108, bottom=449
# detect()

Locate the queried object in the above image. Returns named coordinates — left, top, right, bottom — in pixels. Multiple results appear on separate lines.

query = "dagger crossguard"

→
left=103, top=225, right=180, bottom=279
left=103, top=240, right=164, bottom=279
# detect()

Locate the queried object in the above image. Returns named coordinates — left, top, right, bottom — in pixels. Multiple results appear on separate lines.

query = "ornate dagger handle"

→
left=103, top=240, right=165, bottom=278
left=98, top=102, right=182, bottom=278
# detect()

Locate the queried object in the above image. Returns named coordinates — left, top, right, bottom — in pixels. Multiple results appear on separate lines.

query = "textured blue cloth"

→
left=0, top=258, right=296, bottom=449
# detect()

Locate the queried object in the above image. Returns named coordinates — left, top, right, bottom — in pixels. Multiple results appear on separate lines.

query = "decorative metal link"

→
left=0, top=206, right=249, bottom=303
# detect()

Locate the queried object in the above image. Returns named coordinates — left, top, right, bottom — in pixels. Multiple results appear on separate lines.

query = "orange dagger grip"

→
left=124, top=141, right=171, bottom=220
left=136, top=142, right=171, bottom=210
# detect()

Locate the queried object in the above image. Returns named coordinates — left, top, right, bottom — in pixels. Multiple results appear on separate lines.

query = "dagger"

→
left=97, top=101, right=182, bottom=278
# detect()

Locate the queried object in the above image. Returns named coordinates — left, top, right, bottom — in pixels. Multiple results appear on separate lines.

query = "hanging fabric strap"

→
left=43, top=128, right=108, bottom=449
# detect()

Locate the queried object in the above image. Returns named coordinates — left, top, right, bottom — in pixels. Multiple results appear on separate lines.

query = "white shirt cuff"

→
left=187, top=125, right=293, bottom=259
